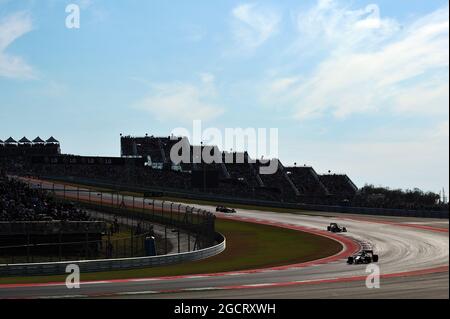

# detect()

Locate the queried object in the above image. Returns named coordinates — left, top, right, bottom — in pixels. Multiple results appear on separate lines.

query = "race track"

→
left=0, top=179, right=448, bottom=299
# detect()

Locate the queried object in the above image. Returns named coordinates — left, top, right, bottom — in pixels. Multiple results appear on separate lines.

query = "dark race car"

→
left=216, top=206, right=237, bottom=214
left=347, top=249, right=379, bottom=264
left=327, top=223, right=347, bottom=233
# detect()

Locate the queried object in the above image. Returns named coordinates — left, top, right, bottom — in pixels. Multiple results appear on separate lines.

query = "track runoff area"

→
left=0, top=178, right=448, bottom=302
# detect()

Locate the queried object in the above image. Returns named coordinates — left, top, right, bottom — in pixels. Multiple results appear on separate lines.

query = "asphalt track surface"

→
left=0, top=178, right=448, bottom=299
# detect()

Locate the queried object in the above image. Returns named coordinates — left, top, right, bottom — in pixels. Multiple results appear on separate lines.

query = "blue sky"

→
left=0, top=0, right=448, bottom=193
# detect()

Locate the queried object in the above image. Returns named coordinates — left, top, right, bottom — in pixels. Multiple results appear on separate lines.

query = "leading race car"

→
left=347, top=249, right=379, bottom=264
left=216, top=206, right=237, bottom=214
left=327, top=223, right=347, bottom=233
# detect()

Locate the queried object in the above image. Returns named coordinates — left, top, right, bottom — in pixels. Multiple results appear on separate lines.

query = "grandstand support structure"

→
left=220, top=162, right=231, bottom=179
left=249, top=161, right=264, bottom=187
left=344, top=174, right=359, bottom=192
left=310, top=167, right=331, bottom=196
left=279, top=162, right=300, bottom=196
left=158, top=139, right=167, bottom=163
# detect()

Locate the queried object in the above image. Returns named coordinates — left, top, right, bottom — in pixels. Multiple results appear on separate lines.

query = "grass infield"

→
left=0, top=218, right=342, bottom=284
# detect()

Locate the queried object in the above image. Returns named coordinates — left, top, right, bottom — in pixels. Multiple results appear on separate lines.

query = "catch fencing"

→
left=0, top=233, right=225, bottom=276
left=38, top=175, right=449, bottom=219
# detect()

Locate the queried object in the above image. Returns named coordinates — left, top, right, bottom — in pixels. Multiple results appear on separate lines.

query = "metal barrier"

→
left=38, top=176, right=449, bottom=219
left=0, top=233, right=225, bottom=276
left=18, top=177, right=217, bottom=251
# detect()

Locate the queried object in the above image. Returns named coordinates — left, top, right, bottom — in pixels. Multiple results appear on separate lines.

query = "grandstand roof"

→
left=19, top=137, right=31, bottom=144
left=46, top=136, right=59, bottom=143
left=32, top=136, right=45, bottom=143
left=4, top=137, right=17, bottom=144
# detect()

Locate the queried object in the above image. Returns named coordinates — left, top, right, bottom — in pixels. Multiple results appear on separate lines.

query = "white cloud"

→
left=0, top=12, right=35, bottom=79
left=77, top=0, right=93, bottom=10
left=134, top=75, right=224, bottom=123
left=393, top=78, right=449, bottom=115
left=199, top=72, right=215, bottom=85
left=264, top=1, right=449, bottom=120
left=296, top=1, right=400, bottom=51
left=431, top=121, right=449, bottom=139
left=231, top=3, right=280, bottom=50
left=268, top=76, right=300, bottom=93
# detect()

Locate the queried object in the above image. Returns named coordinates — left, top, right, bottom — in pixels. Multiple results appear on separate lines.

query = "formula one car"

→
left=216, top=206, right=237, bottom=214
left=347, top=250, right=379, bottom=264
left=327, top=223, right=347, bottom=233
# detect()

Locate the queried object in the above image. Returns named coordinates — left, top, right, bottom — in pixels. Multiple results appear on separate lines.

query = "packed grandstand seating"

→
left=285, top=166, right=329, bottom=197
left=319, top=174, right=358, bottom=199
left=254, top=160, right=298, bottom=201
left=1, top=134, right=446, bottom=211
left=0, top=174, right=91, bottom=222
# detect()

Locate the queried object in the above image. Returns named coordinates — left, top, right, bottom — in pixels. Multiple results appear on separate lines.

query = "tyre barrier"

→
left=0, top=233, right=225, bottom=277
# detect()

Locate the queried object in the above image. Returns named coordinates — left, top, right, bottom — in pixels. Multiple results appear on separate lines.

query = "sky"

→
left=0, top=0, right=448, bottom=193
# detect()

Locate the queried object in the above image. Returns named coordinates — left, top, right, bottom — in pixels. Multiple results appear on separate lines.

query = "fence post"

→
left=165, top=225, right=168, bottom=254
left=85, top=231, right=89, bottom=260
left=99, top=193, right=104, bottom=219
left=107, top=232, right=111, bottom=258
left=152, top=199, right=155, bottom=217
left=130, top=228, right=134, bottom=257
left=26, top=232, right=30, bottom=263
left=188, top=232, right=190, bottom=252
left=58, top=231, right=62, bottom=261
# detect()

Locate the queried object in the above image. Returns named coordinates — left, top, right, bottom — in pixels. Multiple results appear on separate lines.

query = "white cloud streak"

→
left=259, top=1, right=449, bottom=191
left=0, top=11, right=34, bottom=79
left=134, top=74, right=224, bottom=124
left=231, top=3, right=280, bottom=50
left=263, top=1, right=449, bottom=120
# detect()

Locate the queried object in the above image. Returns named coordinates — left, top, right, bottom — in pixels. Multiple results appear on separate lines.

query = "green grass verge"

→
left=0, top=218, right=341, bottom=284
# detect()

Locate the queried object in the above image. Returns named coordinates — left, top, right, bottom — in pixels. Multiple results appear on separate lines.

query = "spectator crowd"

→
left=0, top=174, right=91, bottom=222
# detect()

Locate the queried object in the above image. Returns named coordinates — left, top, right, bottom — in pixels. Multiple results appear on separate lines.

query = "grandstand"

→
left=0, top=136, right=60, bottom=157
left=319, top=174, right=358, bottom=200
left=1, top=134, right=445, bottom=211
left=31, top=135, right=358, bottom=203
left=0, top=173, right=108, bottom=258
left=0, top=176, right=92, bottom=222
